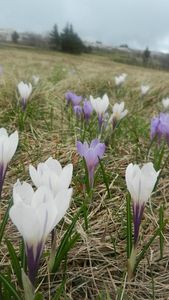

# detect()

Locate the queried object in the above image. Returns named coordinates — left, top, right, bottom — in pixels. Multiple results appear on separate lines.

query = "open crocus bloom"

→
left=90, top=94, right=109, bottom=129
left=162, top=97, right=169, bottom=109
left=109, top=102, right=128, bottom=129
left=77, top=139, right=105, bottom=187
left=29, top=157, right=73, bottom=196
left=10, top=180, right=72, bottom=284
left=151, top=113, right=169, bottom=146
left=0, top=128, right=19, bottom=198
left=125, top=162, right=159, bottom=245
left=17, top=81, right=32, bottom=110
left=140, top=85, right=150, bottom=96
left=115, top=73, right=127, bottom=86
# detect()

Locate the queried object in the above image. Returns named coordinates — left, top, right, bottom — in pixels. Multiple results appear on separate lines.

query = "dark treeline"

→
left=10, top=23, right=91, bottom=55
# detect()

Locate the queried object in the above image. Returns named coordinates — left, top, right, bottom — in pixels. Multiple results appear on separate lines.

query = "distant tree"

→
left=11, top=31, right=19, bottom=43
left=142, top=47, right=151, bottom=65
left=60, top=24, right=85, bottom=54
left=49, top=24, right=61, bottom=50
left=120, top=44, right=129, bottom=48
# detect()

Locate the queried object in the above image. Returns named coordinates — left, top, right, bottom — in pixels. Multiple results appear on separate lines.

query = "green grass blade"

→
left=0, top=198, right=12, bottom=245
left=134, top=223, right=167, bottom=272
left=99, top=158, right=111, bottom=198
left=33, top=293, right=44, bottom=300
left=0, top=273, right=22, bottom=300
left=51, top=208, right=81, bottom=272
left=6, top=239, right=22, bottom=287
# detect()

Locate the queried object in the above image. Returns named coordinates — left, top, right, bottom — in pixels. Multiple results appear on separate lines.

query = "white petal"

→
left=45, top=157, right=62, bottom=175
left=54, top=188, right=72, bottom=225
left=29, top=164, right=42, bottom=187
left=13, top=180, right=34, bottom=205
left=6, top=131, right=19, bottom=163
left=9, top=202, right=42, bottom=246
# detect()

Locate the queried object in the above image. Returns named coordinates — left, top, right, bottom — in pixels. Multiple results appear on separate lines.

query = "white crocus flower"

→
left=29, top=157, right=73, bottom=196
left=162, top=97, right=169, bottom=109
left=90, top=94, right=109, bottom=129
left=125, top=162, right=159, bottom=204
left=109, top=102, right=128, bottom=128
left=0, top=128, right=19, bottom=197
left=17, top=81, right=32, bottom=110
left=10, top=180, right=72, bottom=284
left=140, top=85, right=150, bottom=96
left=115, top=73, right=127, bottom=86
left=125, top=162, right=159, bottom=246
left=32, top=75, right=40, bottom=85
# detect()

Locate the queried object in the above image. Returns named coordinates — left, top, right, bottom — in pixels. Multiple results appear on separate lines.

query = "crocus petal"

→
left=126, top=162, right=159, bottom=204
left=76, top=141, right=89, bottom=157
left=6, top=131, right=19, bottom=163
left=45, top=157, right=62, bottom=175
left=53, top=188, right=72, bottom=225
left=13, top=180, right=34, bottom=205
left=90, top=139, right=100, bottom=148
left=9, top=203, right=42, bottom=246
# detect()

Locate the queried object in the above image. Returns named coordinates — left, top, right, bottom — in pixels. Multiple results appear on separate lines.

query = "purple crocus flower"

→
left=71, top=94, right=82, bottom=106
left=76, top=139, right=105, bottom=187
left=65, top=91, right=74, bottom=106
left=83, top=99, right=93, bottom=122
left=73, top=105, right=83, bottom=118
left=151, top=113, right=169, bottom=146
left=65, top=91, right=82, bottom=107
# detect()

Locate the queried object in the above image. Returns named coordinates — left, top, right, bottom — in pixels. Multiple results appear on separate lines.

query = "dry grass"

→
left=0, top=46, right=169, bottom=300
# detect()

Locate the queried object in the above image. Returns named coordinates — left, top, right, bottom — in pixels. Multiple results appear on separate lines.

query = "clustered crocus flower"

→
left=125, top=162, right=159, bottom=246
left=151, top=113, right=169, bottom=146
left=90, top=94, right=109, bottom=129
left=0, top=128, right=19, bottom=199
left=65, top=92, right=94, bottom=122
left=140, top=85, right=150, bottom=96
left=115, top=73, right=127, bottom=86
left=162, top=97, right=169, bottom=109
left=10, top=157, right=73, bottom=285
left=65, top=91, right=82, bottom=107
left=76, top=139, right=105, bottom=187
left=108, top=102, right=128, bottom=129
left=17, top=81, right=32, bottom=110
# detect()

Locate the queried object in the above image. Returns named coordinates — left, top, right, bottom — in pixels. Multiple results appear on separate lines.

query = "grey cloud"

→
left=0, top=0, right=169, bottom=51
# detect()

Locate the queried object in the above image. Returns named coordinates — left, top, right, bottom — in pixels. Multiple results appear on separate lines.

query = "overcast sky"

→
left=1, top=0, right=169, bottom=52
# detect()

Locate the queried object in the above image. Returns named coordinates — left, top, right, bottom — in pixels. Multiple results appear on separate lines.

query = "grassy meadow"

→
left=0, top=46, right=169, bottom=300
